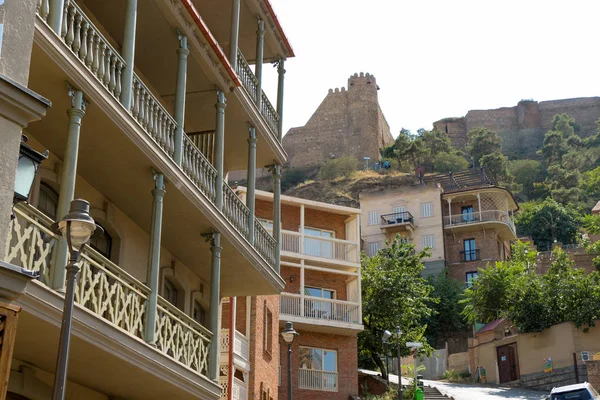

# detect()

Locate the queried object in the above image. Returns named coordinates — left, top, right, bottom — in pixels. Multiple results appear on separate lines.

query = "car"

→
left=548, top=382, right=600, bottom=400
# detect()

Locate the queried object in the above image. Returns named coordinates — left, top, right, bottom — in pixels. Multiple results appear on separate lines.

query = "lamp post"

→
left=395, top=327, right=403, bottom=400
left=50, top=199, right=101, bottom=400
left=281, top=321, right=299, bottom=400
left=382, top=330, right=392, bottom=386
left=12, top=135, right=48, bottom=215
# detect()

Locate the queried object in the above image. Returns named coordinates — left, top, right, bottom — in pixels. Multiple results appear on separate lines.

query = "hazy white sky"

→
left=262, top=0, right=600, bottom=138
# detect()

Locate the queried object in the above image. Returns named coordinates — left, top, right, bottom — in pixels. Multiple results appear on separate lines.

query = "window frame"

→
left=367, top=210, right=379, bottom=225
left=422, top=234, right=435, bottom=249
left=263, top=301, right=273, bottom=357
left=420, top=202, right=433, bottom=218
left=466, top=271, right=479, bottom=287
left=304, top=286, right=336, bottom=300
left=463, top=238, right=477, bottom=261
left=366, top=242, right=380, bottom=256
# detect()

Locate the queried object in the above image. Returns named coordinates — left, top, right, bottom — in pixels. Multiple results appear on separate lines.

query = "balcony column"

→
left=228, top=0, right=241, bottom=70
left=119, top=0, right=138, bottom=109
left=246, top=126, right=257, bottom=244
left=204, top=232, right=222, bottom=381
left=47, top=0, right=66, bottom=35
left=299, top=204, right=305, bottom=254
left=50, top=84, right=88, bottom=291
left=173, top=33, right=189, bottom=166
left=276, top=59, right=286, bottom=141
left=477, top=193, right=482, bottom=221
left=227, top=296, right=236, bottom=400
left=254, top=19, right=265, bottom=107
left=300, top=260, right=305, bottom=317
left=446, top=198, right=452, bottom=226
left=357, top=269, right=362, bottom=323
left=214, top=91, right=226, bottom=210
left=143, top=172, right=166, bottom=346
left=268, top=164, right=282, bottom=273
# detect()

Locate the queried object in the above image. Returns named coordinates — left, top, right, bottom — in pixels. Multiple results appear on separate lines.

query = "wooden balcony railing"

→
left=219, top=376, right=248, bottom=400
left=279, top=293, right=362, bottom=326
left=279, top=231, right=359, bottom=263
left=219, top=328, right=250, bottom=362
left=298, top=369, right=338, bottom=392
left=6, top=204, right=212, bottom=379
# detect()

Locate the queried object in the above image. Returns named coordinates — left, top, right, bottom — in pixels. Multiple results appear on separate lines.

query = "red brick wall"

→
left=281, top=266, right=348, bottom=301
left=249, top=295, right=280, bottom=400
left=221, top=297, right=248, bottom=335
left=278, top=330, right=359, bottom=400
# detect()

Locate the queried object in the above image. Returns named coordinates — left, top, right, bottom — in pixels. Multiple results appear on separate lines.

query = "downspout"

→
left=228, top=296, right=236, bottom=400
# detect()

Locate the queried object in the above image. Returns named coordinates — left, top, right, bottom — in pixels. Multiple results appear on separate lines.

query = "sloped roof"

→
left=592, top=200, right=600, bottom=214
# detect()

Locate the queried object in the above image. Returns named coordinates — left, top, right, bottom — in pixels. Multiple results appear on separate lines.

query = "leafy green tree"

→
left=382, top=129, right=412, bottom=171
left=421, top=129, right=452, bottom=158
left=425, top=271, right=467, bottom=348
left=467, top=127, right=502, bottom=167
left=480, top=151, right=510, bottom=183
left=359, top=237, right=436, bottom=379
left=583, top=214, right=600, bottom=269
left=433, top=152, right=470, bottom=173
left=580, top=166, right=600, bottom=210
left=515, top=199, right=580, bottom=250
left=508, top=160, right=543, bottom=201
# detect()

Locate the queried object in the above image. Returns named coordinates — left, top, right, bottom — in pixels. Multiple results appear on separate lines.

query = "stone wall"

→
left=282, top=73, right=394, bottom=168
left=587, top=361, right=600, bottom=390
left=433, top=97, right=600, bottom=158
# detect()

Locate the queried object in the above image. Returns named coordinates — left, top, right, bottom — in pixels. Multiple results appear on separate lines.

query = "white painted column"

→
left=300, top=204, right=305, bottom=254
left=356, top=215, right=361, bottom=262
left=357, top=268, right=362, bottom=323
left=477, top=193, right=482, bottom=221
left=447, top=199, right=452, bottom=226
left=299, top=259, right=305, bottom=317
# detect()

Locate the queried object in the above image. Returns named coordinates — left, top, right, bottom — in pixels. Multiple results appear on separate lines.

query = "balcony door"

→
left=392, top=206, right=407, bottom=223
left=303, top=227, right=334, bottom=258
left=464, top=238, right=476, bottom=261
left=461, top=206, right=474, bottom=222
left=305, top=286, right=335, bottom=319
left=299, top=347, right=338, bottom=392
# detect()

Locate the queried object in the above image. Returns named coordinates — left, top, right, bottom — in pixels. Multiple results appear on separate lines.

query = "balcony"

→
left=280, top=230, right=360, bottom=264
left=279, top=293, right=362, bottom=334
left=219, top=328, right=250, bottom=370
left=443, top=210, right=516, bottom=240
left=298, top=369, right=338, bottom=392
left=460, top=249, right=481, bottom=262
left=219, top=376, right=248, bottom=400
left=32, top=3, right=278, bottom=276
left=6, top=204, right=212, bottom=380
left=379, top=211, right=415, bottom=236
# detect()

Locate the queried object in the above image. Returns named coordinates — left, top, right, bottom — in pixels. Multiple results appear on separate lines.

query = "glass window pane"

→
left=310, top=348, right=323, bottom=370
left=306, top=287, right=321, bottom=297
left=304, top=228, right=321, bottom=237
left=323, top=351, right=337, bottom=372
left=323, top=290, right=334, bottom=299
left=299, top=347, right=311, bottom=369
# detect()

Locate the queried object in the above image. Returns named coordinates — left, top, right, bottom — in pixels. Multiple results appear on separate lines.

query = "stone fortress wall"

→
left=282, top=73, right=395, bottom=168
left=434, top=97, right=600, bottom=158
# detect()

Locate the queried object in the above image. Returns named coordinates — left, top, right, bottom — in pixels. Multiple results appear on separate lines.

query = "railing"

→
left=443, top=210, right=516, bottom=233
left=223, top=185, right=250, bottom=239
left=182, top=136, right=219, bottom=203
left=279, top=293, right=362, bottom=325
left=155, top=297, right=212, bottom=376
left=380, top=211, right=414, bottom=225
left=460, top=249, right=480, bottom=262
left=219, top=329, right=249, bottom=362
left=254, top=220, right=277, bottom=267
left=279, top=231, right=359, bottom=263
left=298, top=369, right=338, bottom=392
left=260, top=92, right=280, bottom=135
left=131, top=74, right=177, bottom=158
left=6, top=204, right=211, bottom=379
left=188, top=131, right=215, bottom=164
left=231, top=377, right=248, bottom=400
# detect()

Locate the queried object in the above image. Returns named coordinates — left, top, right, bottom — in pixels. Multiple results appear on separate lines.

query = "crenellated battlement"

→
left=348, top=72, right=377, bottom=88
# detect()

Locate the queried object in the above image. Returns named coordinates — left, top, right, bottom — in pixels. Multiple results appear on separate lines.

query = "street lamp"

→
left=395, top=327, right=403, bottom=400
left=12, top=135, right=48, bottom=212
left=382, top=330, right=392, bottom=386
left=281, top=321, right=299, bottom=400
left=51, top=199, right=101, bottom=400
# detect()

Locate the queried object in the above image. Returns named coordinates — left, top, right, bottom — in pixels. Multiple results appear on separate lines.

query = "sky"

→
left=261, top=0, right=600, bottom=138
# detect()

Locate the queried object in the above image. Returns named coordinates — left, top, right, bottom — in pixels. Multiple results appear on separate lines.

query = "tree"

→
left=508, top=160, right=543, bottom=201
left=515, top=199, right=580, bottom=251
left=425, top=271, right=467, bottom=348
left=433, top=152, right=470, bottom=173
left=382, top=129, right=412, bottom=171
left=480, top=151, right=509, bottom=183
left=467, top=127, right=502, bottom=167
left=359, top=237, right=436, bottom=379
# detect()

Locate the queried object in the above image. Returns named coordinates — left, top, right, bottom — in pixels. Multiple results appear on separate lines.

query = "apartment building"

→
left=0, top=0, right=293, bottom=399
left=360, top=169, right=518, bottom=285
left=219, top=188, right=362, bottom=400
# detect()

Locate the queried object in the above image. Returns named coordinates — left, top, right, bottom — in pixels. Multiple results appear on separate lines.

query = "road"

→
left=423, top=380, right=549, bottom=400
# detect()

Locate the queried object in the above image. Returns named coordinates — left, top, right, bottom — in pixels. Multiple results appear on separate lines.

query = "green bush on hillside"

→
left=317, top=156, right=358, bottom=180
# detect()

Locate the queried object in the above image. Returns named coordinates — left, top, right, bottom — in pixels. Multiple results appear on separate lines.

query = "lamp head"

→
left=395, top=326, right=402, bottom=336
left=52, top=199, right=102, bottom=253
left=281, top=321, right=298, bottom=344
left=382, top=330, right=392, bottom=343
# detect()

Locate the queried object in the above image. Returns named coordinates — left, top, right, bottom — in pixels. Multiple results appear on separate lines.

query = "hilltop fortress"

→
left=283, top=73, right=394, bottom=168
left=434, top=97, right=600, bottom=158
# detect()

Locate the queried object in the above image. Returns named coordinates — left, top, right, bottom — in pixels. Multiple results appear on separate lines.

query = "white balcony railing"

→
left=219, top=329, right=250, bottom=362
left=35, top=3, right=278, bottom=270
left=219, top=376, right=248, bottom=400
left=6, top=203, right=212, bottom=379
left=443, top=210, right=516, bottom=234
left=280, top=293, right=361, bottom=326
left=298, top=369, right=338, bottom=392
left=280, top=231, right=359, bottom=263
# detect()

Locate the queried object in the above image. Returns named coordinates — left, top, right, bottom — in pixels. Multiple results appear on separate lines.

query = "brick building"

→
left=221, top=188, right=363, bottom=399
left=359, top=169, right=518, bottom=285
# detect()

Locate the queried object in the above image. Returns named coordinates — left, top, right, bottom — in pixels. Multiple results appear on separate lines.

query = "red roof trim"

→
left=179, top=0, right=242, bottom=87
left=263, top=0, right=295, bottom=58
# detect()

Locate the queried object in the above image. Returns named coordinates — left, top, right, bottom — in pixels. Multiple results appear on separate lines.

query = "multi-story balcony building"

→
left=218, top=188, right=362, bottom=400
left=360, top=169, right=518, bottom=285
left=0, top=0, right=293, bottom=399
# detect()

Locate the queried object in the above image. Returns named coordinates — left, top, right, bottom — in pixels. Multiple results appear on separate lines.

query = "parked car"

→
left=548, top=382, right=600, bottom=400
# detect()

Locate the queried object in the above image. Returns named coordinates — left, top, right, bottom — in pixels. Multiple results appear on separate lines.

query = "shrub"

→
left=433, top=152, right=470, bottom=173
left=442, top=369, right=463, bottom=382
left=317, top=156, right=358, bottom=180
left=281, top=167, right=310, bottom=191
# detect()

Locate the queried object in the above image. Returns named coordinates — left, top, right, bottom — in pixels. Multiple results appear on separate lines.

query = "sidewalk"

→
left=423, top=380, right=549, bottom=400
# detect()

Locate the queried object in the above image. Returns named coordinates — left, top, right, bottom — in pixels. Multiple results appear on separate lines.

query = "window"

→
left=264, top=302, right=273, bottom=356
left=299, top=347, right=338, bottom=391
left=461, top=206, right=474, bottom=222
left=89, top=223, right=112, bottom=259
left=305, top=286, right=335, bottom=299
left=463, top=238, right=477, bottom=261
left=366, top=242, right=380, bottom=256
left=163, top=278, right=178, bottom=307
left=38, top=182, right=58, bottom=220
left=466, top=272, right=478, bottom=288
left=304, top=227, right=334, bottom=258
left=367, top=210, right=379, bottom=225
left=305, top=286, right=335, bottom=319
left=193, top=301, right=206, bottom=326
left=420, top=202, right=433, bottom=218
left=422, top=235, right=435, bottom=249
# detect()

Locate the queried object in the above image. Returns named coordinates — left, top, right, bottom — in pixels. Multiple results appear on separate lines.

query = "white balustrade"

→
left=37, top=0, right=50, bottom=21
left=280, top=293, right=362, bottom=326
left=260, top=91, right=279, bottom=136
left=443, top=210, right=516, bottom=233
left=219, top=329, right=249, bottom=362
left=254, top=219, right=277, bottom=266
left=232, top=377, right=248, bottom=400
left=298, top=369, right=338, bottom=392
left=223, top=185, right=250, bottom=238
left=182, top=136, right=219, bottom=203
left=280, top=231, right=359, bottom=263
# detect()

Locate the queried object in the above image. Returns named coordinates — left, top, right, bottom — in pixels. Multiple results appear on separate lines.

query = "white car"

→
left=549, top=382, right=600, bottom=400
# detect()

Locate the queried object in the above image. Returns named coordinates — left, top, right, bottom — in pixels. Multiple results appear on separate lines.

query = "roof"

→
left=476, top=318, right=506, bottom=334
left=592, top=200, right=600, bottom=214
left=423, top=168, right=495, bottom=191
left=263, top=0, right=295, bottom=58
left=551, top=382, right=595, bottom=393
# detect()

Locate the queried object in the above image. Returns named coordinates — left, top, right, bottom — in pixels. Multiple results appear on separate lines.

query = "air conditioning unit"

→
left=581, top=351, right=590, bottom=362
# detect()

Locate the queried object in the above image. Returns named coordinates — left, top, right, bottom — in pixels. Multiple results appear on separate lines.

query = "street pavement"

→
left=423, top=380, right=549, bottom=400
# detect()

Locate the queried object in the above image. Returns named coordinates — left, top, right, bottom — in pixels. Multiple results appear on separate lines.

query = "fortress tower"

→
left=283, top=72, right=394, bottom=168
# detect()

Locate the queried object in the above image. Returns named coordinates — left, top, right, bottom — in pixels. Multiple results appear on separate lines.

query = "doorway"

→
left=497, top=343, right=519, bottom=383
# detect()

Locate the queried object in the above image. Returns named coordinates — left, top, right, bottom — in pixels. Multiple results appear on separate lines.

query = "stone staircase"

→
left=423, top=385, right=454, bottom=399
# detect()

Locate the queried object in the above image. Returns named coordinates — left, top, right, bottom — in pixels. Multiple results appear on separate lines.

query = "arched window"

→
left=89, top=223, right=112, bottom=259
left=38, top=182, right=58, bottom=220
